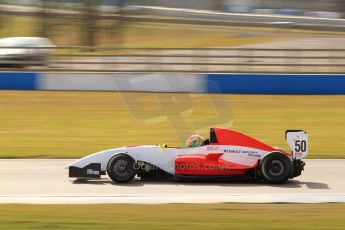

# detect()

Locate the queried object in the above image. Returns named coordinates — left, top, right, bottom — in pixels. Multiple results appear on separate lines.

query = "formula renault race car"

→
left=66, top=128, right=308, bottom=184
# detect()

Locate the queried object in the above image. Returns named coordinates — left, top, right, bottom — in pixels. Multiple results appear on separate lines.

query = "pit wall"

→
left=0, top=72, right=344, bottom=94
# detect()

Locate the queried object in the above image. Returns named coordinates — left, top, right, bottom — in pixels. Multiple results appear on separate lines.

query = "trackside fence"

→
left=0, top=47, right=344, bottom=73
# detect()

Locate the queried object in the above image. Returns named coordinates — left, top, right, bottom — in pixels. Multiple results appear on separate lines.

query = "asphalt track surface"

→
left=0, top=159, right=344, bottom=204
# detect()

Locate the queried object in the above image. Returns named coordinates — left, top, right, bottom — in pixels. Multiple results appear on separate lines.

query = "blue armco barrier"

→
left=206, top=74, right=345, bottom=94
left=0, top=72, right=37, bottom=90
left=1, top=72, right=345, bottom=94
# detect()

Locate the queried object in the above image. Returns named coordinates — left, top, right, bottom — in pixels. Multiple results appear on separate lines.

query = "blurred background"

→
left=0, top=0, right=344, bottom=72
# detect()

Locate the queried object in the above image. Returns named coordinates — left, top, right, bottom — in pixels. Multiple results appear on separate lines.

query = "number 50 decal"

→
left=295, top=140, right=307, bottom=152
left=286, top=130, right=308, bottom=159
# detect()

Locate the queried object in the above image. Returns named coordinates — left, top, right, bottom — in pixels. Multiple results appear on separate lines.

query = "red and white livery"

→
left=67, top=128, right=308, bottom=184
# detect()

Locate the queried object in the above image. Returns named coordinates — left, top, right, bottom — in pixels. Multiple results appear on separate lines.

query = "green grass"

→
left=0, top=203, right=344, bottom=229
left=0, top=91, right=344, bottom=158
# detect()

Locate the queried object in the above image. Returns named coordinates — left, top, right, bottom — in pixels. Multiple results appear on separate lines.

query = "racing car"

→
left=66, top=128, right=308, bottom=184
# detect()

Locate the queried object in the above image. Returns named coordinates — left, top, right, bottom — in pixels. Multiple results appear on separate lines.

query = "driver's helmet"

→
left=185, top=134, right=205, bottom=148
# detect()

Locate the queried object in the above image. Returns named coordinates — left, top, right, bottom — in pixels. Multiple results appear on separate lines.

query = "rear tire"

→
left=107, top=154, right=136, bottom=183
left=259, top=152, right=292, bottom=184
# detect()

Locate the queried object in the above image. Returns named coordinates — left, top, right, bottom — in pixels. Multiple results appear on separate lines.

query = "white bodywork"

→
left=67, top=144, right=281, bottom=175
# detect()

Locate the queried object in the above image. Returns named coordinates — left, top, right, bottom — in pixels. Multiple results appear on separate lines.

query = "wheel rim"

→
left=268, top=160, right=284, bottom=176
left=113, top=159, right=130, bottom=177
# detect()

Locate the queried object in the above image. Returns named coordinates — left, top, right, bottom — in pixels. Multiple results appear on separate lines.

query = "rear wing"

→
left=285, top=130, right=308, bottom=159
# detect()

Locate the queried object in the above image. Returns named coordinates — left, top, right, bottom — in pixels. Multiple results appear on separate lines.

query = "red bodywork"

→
left=175, top=128, right=288, bottom=176
left=175, top=154, right=254, bottom=175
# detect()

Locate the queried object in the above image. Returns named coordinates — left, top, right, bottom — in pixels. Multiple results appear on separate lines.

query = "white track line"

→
left=1, top=194, right=345, bottom=204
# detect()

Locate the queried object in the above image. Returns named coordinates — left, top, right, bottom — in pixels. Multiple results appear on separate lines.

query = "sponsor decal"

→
left=207, top=146, right=219, bottom=151
left=247, top=152, right=261, bottom=158
left=86, top=169, right=100, bottom=175
left=224, top=149, right=241, bottom=153
left=223, top=149, right=260, bottom=157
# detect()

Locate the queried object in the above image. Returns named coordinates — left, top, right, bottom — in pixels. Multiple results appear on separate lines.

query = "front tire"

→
left=107, top=154, right=136, bottom=183
left=259, top=152, right=292, bottom=184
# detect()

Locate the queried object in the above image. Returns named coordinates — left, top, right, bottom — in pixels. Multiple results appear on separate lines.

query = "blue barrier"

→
left=206, top=74, right=345, bottom=94
left=1, top=72, right=345, bottom=94
left=306, top=11, right=339, bottom=19
left=274, top=9, right=304, bottom=16
left=0, top=72, right=37, bottom=90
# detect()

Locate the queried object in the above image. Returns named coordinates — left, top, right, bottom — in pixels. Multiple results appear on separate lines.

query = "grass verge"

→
left=0, top=91, right=344, bottom=158
left=0, top=203, right=344, bottom=229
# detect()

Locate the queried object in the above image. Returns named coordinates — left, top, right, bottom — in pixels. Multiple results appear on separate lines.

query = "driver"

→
left=185, top=134, right=205, bottom=148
